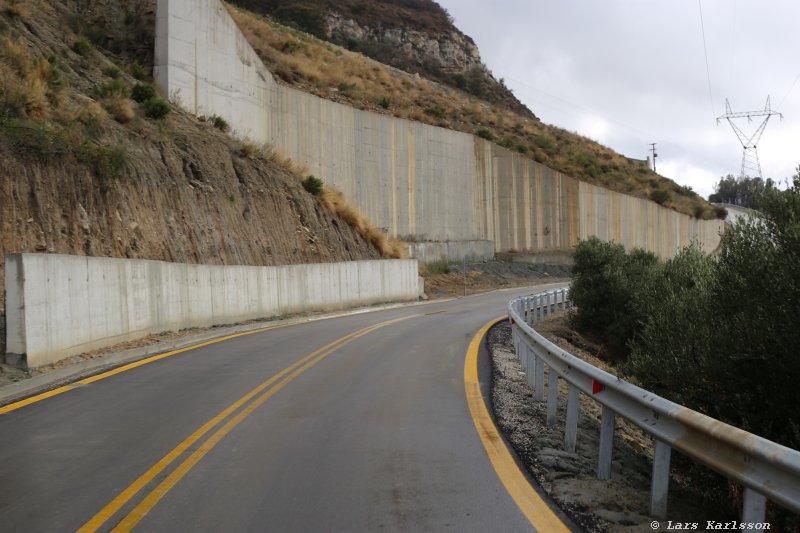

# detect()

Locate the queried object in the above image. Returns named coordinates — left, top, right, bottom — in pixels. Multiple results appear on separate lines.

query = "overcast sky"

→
left=437, top=0, right=799, bottom=198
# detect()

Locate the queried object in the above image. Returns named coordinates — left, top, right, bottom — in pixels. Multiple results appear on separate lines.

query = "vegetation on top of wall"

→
left=225, top=3, right=718, bottom=220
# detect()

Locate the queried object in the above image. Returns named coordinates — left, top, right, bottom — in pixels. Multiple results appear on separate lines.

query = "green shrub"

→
left=302, top=175, right=324, bottom=196
left=131, top=83, right=156, bottom=103
left=532, top=134, right=554, bottom=151
left=97, top=78, right=129, bottom=99
left=498, top=137, right=514, bottom=150
left=378, top=96, right=391, bottom=109
left=649, top=188, right=670, bottom=205
left=569, top=236, right=659, bottom=359
left=90, top=145, right=129, bottom=191
left=142, top=97, right=170, bottom=119
left=71, top=37, right=92, bottom=56
left=423, top=104, right=446, bottom=119
left=210, top=115, right=229, bottom=132
left=0, top=118, right=72, bottom=161
left=337, top=82, right=357, bottom=93
left=424, top=260, right=451, bottom=275
left=102, top=65, right=122, bottom=79
left=129, top=61, right=148, bottom=81
left=714, top=205, right=728, bottom=219
left=475, top=128, right=494, bottom=141
left=273, top=4, right=327, bottom=39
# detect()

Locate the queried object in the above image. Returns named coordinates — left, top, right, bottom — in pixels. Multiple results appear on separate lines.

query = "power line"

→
left=698, top=0, right=716, bottom=119
left=499, top=74, right=732, bottom=170
left=778, top=70, right=800, bottom=111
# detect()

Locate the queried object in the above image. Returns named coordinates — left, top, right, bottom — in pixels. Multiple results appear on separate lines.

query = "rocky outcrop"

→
left=325, top=12, right=481, bottom=74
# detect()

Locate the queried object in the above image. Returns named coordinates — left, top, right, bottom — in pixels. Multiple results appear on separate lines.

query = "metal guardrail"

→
left=508, top=289, right=800, bottom=522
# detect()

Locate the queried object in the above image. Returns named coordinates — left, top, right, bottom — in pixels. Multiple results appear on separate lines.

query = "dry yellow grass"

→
left=2, top=0, right=30, bottom=19
left=320, top=186, right=407, bottom=259
left=103, top=95, right=135, bottom=124
left=226, top=3, right=716, bottom=219
left=0, top=36, right=29, bottom=73
left=24, top=73, right=48, bottom=118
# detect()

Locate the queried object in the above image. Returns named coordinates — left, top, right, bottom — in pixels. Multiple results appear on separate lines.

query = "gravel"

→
left=487, top=315, right=714, bottom=532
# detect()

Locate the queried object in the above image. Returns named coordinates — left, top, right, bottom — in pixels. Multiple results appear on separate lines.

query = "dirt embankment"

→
left=422, top=260, right=570, bottom=299
left=0, top=0, right=384, bottom=295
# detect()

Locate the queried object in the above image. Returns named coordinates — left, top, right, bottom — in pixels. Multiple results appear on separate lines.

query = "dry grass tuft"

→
left=320, top=186, right=407, bottom=259
left=24, top=73, right=48, bottom=118
left=0, top=36, right=29, bottom=74
left=269, top=147, right=309, bottom=175
left=102, top=95, right=135, bottom=124
left=3, top=0, right=30, bottom=19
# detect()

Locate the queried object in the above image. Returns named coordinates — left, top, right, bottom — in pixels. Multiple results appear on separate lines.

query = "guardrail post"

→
left=534, top=353, right=545, bottom=401
left=560, top=288, right=566, bottom=310
left=565, top=384, right=579, bottom=452
left=537, top=294, right=543, bottom=322
left=525, top=345, right=535, bottom=387
left=546, top=369, right=558, bottom=427
left=522, top=298, right=529, bottom=325
left=597, top=405, right=615, bottom=480
left=742, top=488, right=767, bottom=523
left=551, top=290, right=557, bottom=314
left=520, top=340, right=528, bottom=371
left=650, top=439, right=671, bottom=519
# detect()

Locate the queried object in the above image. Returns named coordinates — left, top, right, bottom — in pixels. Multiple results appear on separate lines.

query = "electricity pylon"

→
left=716, top=96, right=782, bottom=178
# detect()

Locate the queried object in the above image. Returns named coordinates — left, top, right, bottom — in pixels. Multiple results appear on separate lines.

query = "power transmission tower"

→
left=716, top=96, right=782, bottom=178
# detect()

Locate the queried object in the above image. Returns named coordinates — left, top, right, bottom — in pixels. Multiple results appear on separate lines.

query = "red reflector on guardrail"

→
left=592, top=380, right=604, bottom=394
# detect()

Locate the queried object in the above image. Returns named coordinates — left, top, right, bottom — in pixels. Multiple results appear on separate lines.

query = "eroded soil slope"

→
left=0, top=0, right=383, bottom=295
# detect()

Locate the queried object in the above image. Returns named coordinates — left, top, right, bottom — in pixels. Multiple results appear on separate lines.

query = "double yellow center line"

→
left=78, top=314, right=418, bottom=532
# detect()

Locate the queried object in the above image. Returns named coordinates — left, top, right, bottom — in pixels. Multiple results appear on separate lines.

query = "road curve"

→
left=0, top=284, right=572, bottom=532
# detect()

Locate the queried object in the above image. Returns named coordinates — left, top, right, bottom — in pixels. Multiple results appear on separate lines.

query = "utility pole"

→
left=649, top=143, right=658, bottom=173
left=717, top=96, right=783, bottom=178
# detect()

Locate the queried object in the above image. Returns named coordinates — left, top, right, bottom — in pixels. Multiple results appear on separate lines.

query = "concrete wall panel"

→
left=4, top=254, right=419, bottom=369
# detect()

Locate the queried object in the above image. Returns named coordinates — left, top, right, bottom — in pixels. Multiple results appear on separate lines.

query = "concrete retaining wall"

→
left=4, top=254, right=419, bottom=369
left=408, top=241, right=495, bottom=264
left=155, top=0, right=726, bottom=259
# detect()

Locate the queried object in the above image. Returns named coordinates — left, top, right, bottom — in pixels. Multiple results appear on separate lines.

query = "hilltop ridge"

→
left=229, top=0, right=534, bottom=118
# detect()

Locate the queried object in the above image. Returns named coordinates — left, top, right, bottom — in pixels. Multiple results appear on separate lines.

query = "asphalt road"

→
left=0, top=284, right=569, bottom=532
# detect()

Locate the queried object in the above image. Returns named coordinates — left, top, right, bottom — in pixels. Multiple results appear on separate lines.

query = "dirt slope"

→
left=0, top=0, right=385, bottom=297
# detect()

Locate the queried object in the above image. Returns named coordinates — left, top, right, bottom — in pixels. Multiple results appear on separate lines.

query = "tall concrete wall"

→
left=4, top=254, right=419, bottom=369
left=155, top=0, right=725, bottom=260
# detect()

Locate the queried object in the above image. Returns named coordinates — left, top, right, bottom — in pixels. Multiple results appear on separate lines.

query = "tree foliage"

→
left=572, top=169, right=800, bottom=452
left=708, top=174, right=776, bottom=208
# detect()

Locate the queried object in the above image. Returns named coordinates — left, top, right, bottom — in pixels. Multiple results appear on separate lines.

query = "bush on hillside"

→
left=273, top=4, right=327, bottom=39
left=142, top=97, right=170, bottom=119
left=131, top=83, right=156, bottom=103
left=302, top=175, right=323, bottom=196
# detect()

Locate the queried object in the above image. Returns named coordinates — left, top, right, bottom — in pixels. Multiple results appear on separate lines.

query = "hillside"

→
left=226, top=2, right=725, bottom=220
left=229, top=0, right=533, bottom=118
left=0, top=0, right=405, bottom=293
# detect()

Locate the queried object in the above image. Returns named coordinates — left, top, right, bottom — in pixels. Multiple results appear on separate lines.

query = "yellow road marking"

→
left=0, top=385, right=76, bottom=415
left=81, top=315, right=417, bottom=533
left=0, top=323, right=297, bottom=416
left=464, top=318, right=570, bottom=533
